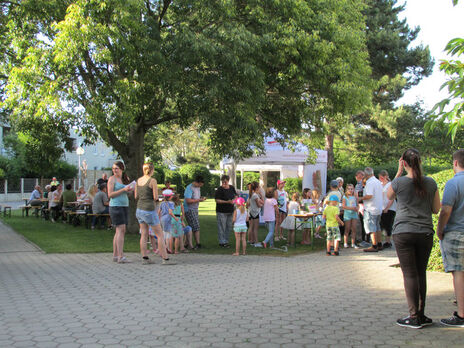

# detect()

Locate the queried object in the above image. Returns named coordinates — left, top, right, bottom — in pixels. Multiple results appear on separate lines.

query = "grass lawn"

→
left=0, top=199, right=326, bottom=256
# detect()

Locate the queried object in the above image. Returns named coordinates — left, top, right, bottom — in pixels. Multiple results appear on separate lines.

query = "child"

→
left=312, top=189, right=324, bottom=239
left=300, top=188, right=313, bottom=245
left=280, top=192, right=302, bottom=246
left=170, top=194, right=188, bottom=254
left=159, top=191, right=175, bottom=254
left=232, top=197, right=248, bottom=255
left=247, top=182, right=264, bottom=244
left=342, top=184, right=359, bottom=249
left=323, top=195, right=344, bottom=256
left=262, top=187, right=279, bottom=248
left=275, top=180, right=288, bottom=241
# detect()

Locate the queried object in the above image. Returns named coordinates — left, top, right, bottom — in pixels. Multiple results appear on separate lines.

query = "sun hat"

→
left=329, top=195, right=340, bottom=202
left=162, top=189, right=174, bottom=197
left=235, top=197, right=245, bottom=206
left=336, top=177, right=344, bottom=182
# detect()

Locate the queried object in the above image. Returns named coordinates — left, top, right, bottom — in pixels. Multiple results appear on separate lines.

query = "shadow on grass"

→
left=1, top=199, right=326, bottom=255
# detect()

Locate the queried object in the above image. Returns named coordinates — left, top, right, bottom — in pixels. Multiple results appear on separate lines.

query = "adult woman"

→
left=247, top=181, right=263, bottom=244
left=378, top=170, right=396, bottom=249
left=76, top=186, right=86, bottom=201
left=108, top=161, right=133, bottom=263
left=86, top=184, right=98, bottom=204
left=48, top=185, right=60, bottom=222
left=387, top=149, right=440, bottom=328
left=135, top=163, right=173, bottom=265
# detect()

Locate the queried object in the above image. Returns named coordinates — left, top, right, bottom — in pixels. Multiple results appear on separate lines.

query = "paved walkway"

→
left=0, top=222, right=462, bottom=348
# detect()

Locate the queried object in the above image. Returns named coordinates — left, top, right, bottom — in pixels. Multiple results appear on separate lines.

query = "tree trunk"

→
left=121, top=127, right=146, bottom=234
left=325, top=133, right=334, bottom=170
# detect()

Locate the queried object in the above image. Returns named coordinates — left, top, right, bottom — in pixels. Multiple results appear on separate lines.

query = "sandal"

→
left=117, top=256, right=131, bottom=264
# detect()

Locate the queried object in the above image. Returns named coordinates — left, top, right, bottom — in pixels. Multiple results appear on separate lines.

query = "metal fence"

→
left=7, top=179, right=21, bottom=193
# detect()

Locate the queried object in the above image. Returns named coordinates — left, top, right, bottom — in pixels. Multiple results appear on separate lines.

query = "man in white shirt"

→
left=359, top=167, right=384, bottom=252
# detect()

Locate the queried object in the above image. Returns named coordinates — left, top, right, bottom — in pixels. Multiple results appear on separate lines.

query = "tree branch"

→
left=158, top=0, right=171, bottom=30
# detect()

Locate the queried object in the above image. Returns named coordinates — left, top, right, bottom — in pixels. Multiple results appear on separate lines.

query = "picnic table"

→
left=287, top=211, right=323, bottom=250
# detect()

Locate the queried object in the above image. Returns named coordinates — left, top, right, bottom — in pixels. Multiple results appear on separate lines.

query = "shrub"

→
left=327, top=164, right=448, bottom=191
left=284, top=178, right=302, bottom=196
left=153, top=164, right=166, bottom=184
left=165, top=170, right=183, bottom=195
left=179, top=164, right=213, bottom=197
left=427, top=169, right=454, bottom=272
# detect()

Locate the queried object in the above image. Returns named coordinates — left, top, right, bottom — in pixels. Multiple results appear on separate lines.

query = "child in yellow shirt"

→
left=323, top=195, right=344, bottom=256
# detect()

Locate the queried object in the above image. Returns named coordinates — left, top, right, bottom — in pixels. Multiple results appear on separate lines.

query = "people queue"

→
left=27, top=148, right=464, bottom=329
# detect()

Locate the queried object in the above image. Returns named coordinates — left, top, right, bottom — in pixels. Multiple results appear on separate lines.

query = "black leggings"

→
left=393, top=232, right=433, bottom=319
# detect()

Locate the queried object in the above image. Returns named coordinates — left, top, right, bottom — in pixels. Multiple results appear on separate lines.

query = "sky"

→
left=398, top=0, right=464, bottom=110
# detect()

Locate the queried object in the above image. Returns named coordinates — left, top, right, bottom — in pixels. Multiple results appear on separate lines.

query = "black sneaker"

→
left=383, top=242, right=392, bottom=248
left=333, top=251, right=339, bottom=256
left=194, top=244, right=202, bottom=250
left=396, top=316, right=423, bottom=329
left=440, top=312, right=464, bottom=327
left=420, top=315, right=433, bottom=326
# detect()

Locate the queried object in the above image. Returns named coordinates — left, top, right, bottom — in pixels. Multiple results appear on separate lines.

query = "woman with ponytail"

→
left=387, top=149, right=441, bottom=329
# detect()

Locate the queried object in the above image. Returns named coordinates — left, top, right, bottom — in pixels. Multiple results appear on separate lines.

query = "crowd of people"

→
left=25, top=148, right=464, bottom=329
left=210, top=148, right=464, bottom=329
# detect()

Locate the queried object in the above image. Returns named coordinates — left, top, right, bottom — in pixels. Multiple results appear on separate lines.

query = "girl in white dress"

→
left=232, top=197, right=248, bottom=255
left=280, top=193, right=302, bottom=246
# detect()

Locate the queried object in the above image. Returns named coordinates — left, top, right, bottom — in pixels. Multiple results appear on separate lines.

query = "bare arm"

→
left=387, top=184, right=396, bottom=200
left=436, top=205, right=452, bottom=240
left=232, top=209, right=237, bottom=224
left=336, top=214, right=344, bottom=226
left=432, top=189, right=441, bottom=215
left=151, top=178, right=159, bottom=201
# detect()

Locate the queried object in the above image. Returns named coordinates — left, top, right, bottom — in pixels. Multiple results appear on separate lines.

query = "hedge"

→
left=179, top=164, right=213, bottom=197
left=427, top=169, right=454, bottom=272
left=327, top=164, right=448, bottom=190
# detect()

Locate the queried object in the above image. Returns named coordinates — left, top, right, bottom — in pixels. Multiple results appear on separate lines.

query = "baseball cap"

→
left=235, top=197, right=245, bottom=206
left=329, top=180, right=339, bottom=188
left=277, top=180, right=286, bottom=185
left=329, top=195, right=340, bottom=202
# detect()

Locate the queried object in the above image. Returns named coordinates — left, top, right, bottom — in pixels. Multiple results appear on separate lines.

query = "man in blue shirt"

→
left=183, top=175, right=206, bottom=249
left=437, top=149, right=464, bottom=327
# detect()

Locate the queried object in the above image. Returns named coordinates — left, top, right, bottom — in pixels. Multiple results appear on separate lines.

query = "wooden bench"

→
left=1, top=205, right=12, bottom=217
left=21, top=205, right=32, bottom=217
left=86, top=213, right=111, bottom=229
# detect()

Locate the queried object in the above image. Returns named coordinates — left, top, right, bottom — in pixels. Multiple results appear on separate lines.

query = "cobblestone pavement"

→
left=1, top=222, right=463, bottom=348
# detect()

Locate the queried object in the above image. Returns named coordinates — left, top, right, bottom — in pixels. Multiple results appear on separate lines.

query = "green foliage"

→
left=327, top=165, right=448, bottom=190
left=2, top=0, right=372, bottom=183
left=179, top=164, right=213, bottom=197
left=49, top=160, right=78, bottom=180
left=165, top=170, right=183, bottom=196
left=284, top=178, right=303, bottom=196
left=426, top=37, right=464, bottom=141
left=152, top=164, right=166, bottom=185
left=0, top=167, right=5, bottom=179
left=427, top=169, right=455, bottom=272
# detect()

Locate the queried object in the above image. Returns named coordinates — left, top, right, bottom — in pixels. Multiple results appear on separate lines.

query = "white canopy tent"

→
left=222, top=139, right=328, bottom=194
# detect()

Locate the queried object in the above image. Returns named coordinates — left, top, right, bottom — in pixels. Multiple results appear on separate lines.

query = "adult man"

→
left=92, top=183, right=110, bottom=229
left=215, top=175, right=237, bottom=247
left=359, top=167, right=383, bottom=252
left=61, top=184, right=77, bottom=209
left=184, top=175, right=206, bottom=249
left=437, top=149, right=464, bottom=327
left=96, top=173, right=108, bottom=186
left=29, top=185, right=42, bottom=206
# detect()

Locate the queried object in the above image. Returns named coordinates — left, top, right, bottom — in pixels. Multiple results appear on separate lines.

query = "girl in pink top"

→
left=262, top=187, right=279, bottom=248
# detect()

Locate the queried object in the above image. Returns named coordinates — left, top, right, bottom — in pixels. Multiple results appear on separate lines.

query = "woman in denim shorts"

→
left=108, top=161, right=133, bottom=264
left=135, top=163, right=173, bottom=265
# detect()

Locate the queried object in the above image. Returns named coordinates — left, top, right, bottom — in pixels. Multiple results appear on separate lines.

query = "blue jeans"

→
left=264, top=221, right=275, bottom=246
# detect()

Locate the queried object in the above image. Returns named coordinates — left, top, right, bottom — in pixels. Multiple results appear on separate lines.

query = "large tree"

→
left=2, top=0, right=372, bottom=230
left=307, top=0, right=434, bottom=168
